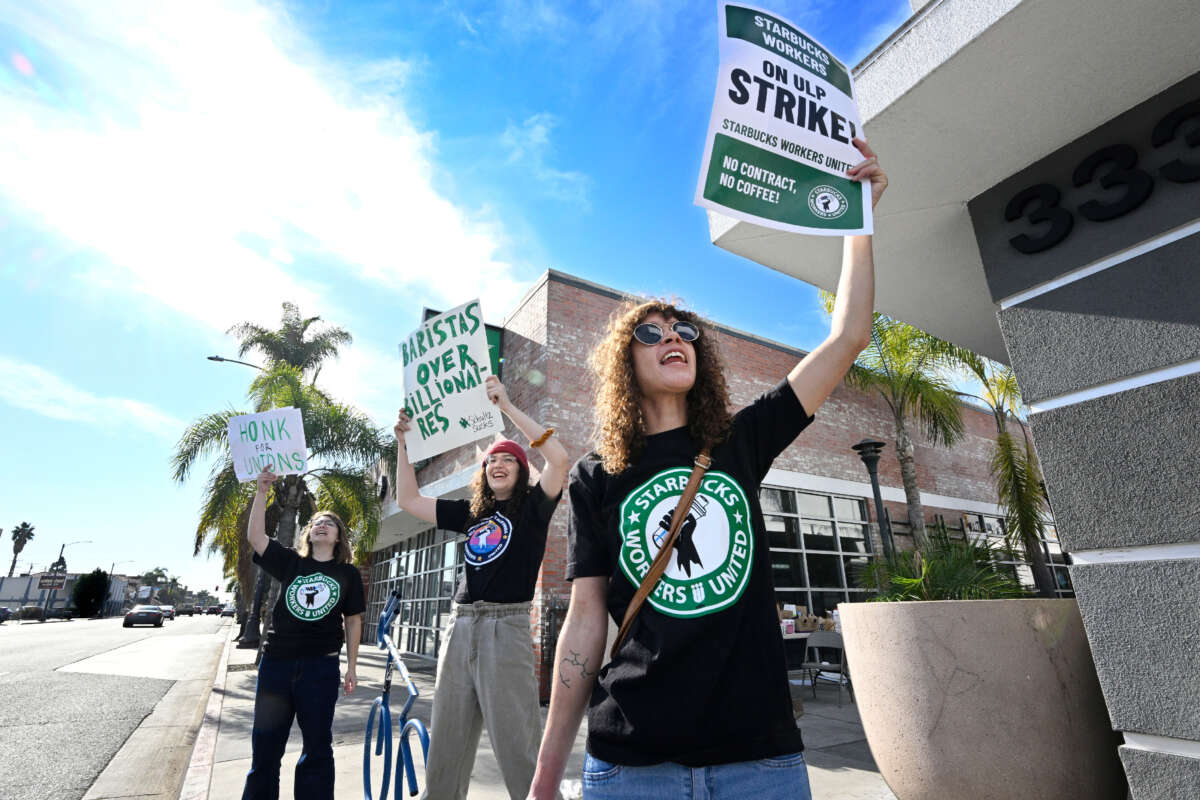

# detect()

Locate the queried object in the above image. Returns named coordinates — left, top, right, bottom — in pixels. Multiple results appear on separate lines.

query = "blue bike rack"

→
left=364, top=589, right=431, bottom=800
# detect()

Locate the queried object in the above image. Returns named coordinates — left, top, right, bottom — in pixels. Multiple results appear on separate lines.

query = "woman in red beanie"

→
left=394, top=375, right=569, bottom=800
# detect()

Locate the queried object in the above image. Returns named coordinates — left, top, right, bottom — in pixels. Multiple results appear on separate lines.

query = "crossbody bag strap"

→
left=611, top=449, right=712, bottom=659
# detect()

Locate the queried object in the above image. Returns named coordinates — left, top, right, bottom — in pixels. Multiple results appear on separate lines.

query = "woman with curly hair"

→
left=243, top=471, right=364, bottom=800
left=393, top=375, right=569, bottom=800
left=527, top=139, right=887, bottom=800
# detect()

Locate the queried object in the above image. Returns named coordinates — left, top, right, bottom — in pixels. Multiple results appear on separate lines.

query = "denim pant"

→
left=242, top=654, right=340, bottom=800
left=581, top=752, right=812, bottom=800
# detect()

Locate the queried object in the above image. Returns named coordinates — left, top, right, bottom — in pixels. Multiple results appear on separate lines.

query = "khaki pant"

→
left=420, top=602, right=556, bottom=800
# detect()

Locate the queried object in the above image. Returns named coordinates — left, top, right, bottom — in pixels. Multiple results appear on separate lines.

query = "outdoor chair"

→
left=800, top=630, right=853, bottom=707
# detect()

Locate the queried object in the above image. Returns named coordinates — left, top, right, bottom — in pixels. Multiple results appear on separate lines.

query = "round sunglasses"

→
left=632, top=320, right=701, bottom=346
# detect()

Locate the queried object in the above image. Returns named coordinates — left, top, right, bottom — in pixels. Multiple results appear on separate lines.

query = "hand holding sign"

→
left=847, top=138, right=888, bottom=209
left=255, top=468, right=278, bottom=495
left=484, top=375, right=511, bottom=411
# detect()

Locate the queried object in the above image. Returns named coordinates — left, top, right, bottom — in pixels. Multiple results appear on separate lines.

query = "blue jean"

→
left=581, top=752, right=812, bottom=800
left=242, top=654, right=340, bottom=800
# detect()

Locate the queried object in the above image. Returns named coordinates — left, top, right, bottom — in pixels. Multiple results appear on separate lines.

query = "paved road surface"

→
left=0, top=614, right=230, bottom=800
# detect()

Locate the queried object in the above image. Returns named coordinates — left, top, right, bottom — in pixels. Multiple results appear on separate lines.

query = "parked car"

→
left=220, top=605, right=236, bottom=618
left=124, top=605, right=164, bottom=628
left=19, top=605, right=45, bottom=622
left=0, top=607, right=13, bottom=622
left=45, top=606, right=76, bottom=620
left=159, top=605, right=176, bottom=620
left=206, top=605, right=222, bottom=615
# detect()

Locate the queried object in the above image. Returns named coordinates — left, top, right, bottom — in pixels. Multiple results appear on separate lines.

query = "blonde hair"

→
left=295, top=511, right=352, bottom=563
left=590, top=299, right=732, bottom=474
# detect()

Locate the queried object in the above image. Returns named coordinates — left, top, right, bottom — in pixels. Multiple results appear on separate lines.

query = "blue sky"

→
left=0, top=0, right=911, bottom=597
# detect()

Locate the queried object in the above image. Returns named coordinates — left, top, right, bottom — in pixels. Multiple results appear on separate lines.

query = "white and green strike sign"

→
left=228, top=406, right=308, bottom=481
left=694, top=2, right=871, bottom=236
left=400, top=299, right=502, bottom=462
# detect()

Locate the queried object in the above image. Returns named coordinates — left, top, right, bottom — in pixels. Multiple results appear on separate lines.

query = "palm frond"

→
left=172, top=410, right=241, bottom=482
left=859, top=528, right=1027, bottom=600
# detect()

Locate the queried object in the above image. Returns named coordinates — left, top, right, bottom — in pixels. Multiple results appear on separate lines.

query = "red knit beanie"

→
left=483, top=439, right=528, bottom=471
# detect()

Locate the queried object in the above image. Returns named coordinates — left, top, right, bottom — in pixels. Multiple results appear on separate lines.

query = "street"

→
left=0, top=614, right=230, bottom=800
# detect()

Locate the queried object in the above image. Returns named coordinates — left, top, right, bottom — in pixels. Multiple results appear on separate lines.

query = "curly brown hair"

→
left=468, top=461, right=532, bottom=521
left=590, top=299, right=732, bottom=474
left=295, top=511, right=353, bottom=564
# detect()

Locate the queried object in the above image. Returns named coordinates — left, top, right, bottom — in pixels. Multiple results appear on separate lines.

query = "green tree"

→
left=956, top=354, right=1057, bottom=598
left=72, top=568, right=110, bottom=616
left=227, top=301, right=352, bottom=384
left=177, top=303, right=357, bottom=614
left=140, top=567, right=169, bottom=602
left=821, top=296, right=966, bottom=546
left=859, top=523, right=1027, bottom=601
left=8, top=521, right=34, bottom=578
left=172, top=363, right=394, bottom=645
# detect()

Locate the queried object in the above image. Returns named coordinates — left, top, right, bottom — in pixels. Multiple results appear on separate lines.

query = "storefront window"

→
left=366, top=526, right=463, bottom=660
left=763, top=486, right=873, bottom=616
left=964, top=514, right=1074, bottom=597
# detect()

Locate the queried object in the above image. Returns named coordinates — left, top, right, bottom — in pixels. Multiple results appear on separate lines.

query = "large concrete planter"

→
left=840, top=599, right=1125, bottom=800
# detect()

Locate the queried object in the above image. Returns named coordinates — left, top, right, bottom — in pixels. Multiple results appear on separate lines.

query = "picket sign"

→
left=399, top=299, right=502, bottom=462
left=695, top=1, right=872, bottom=236
left=228, top=406, right=308, bottom=482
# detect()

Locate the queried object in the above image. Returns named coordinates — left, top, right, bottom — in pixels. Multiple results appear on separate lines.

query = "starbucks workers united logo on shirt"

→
left=285, top=573, right=341, bottom=621
left=618, top=467, right=753, bottom=617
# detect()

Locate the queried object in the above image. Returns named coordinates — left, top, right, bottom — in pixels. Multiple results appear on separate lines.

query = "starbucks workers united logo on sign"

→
left=619, top=467, right=753, bottom=618
left=285, top=573, right=340, bottom=621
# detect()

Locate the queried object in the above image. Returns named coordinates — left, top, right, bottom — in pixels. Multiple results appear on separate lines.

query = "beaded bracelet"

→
left=530, top=427, right=555, bottom=448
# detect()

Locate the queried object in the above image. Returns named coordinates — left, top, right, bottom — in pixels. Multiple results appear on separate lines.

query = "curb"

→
left=178, top=627, right=236, bottom=800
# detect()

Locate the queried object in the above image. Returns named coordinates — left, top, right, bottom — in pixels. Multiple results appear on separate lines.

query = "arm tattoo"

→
left=560, top=649, right=595, bottom=687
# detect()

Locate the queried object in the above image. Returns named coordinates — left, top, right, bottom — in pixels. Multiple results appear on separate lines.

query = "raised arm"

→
left=485, top=376, right=569, bottom=499
left=788, top=138, right=888, bottom=415
left=393, top=410, right=438, bottom=525
left=247, top=468, right=276, bottom=556
left=527, top=576, right=608, bottom=800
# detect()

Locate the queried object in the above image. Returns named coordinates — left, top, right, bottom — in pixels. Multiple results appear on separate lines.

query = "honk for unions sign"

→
left=400, top=299, right=502, bottom=462
left=695, top=2, right=871, bottom=236
left=228, top=407, right=308, bottom=481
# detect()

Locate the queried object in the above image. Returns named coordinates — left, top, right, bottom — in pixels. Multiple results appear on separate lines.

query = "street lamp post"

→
left=206, top=355, right=265, bottom=371
left=207, top=354, right=267, bottom=648
left=851, top=439, right=895, bottom=561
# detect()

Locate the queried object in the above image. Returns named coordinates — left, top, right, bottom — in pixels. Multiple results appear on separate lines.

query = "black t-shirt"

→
left=253, top=539, right=366, bottom=659
left=567, top=380, right=814, bottom=767
left=437, top=483, right=561, bottom=604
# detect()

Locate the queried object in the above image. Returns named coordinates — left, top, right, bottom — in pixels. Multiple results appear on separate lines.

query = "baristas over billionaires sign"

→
left=400, top=299, right=503, bottom=462
left=695, top=2, right=872, bottom=236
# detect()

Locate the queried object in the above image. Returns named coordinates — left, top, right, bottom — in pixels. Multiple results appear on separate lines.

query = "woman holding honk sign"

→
left=394, top=374, right=569, bottom=800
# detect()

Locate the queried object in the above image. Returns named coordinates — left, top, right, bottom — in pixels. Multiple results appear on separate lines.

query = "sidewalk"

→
left=197, top=638, right=894, bottom=799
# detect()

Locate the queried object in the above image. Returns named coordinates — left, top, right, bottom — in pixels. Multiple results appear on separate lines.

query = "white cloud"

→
left=0, top=355, right=186, bottom=438
left=0, top=0, right=537, bottom=421
left=501, top=113, right=590, bottom=208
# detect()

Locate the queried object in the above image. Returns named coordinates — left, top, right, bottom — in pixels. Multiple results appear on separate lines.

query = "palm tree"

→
left=956, top=354, right=1057, bottom=598
left=173, top=363, right=394, bottom=650
left=178, top=302, right=357, bottom=641
left=140, top=566, right=169, bottom=601
left=821, top=295, right=966, bottom=546
left=227, top=302, right=352, bottom=383
left=8, top=522, right=34, bottom=577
